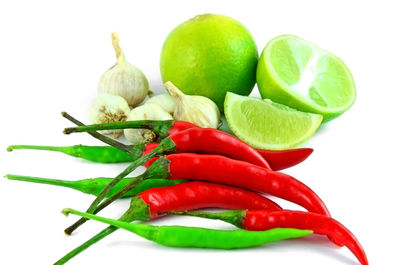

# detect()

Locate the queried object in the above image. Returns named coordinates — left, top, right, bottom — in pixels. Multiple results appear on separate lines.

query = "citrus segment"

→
left=224, top=92, right=322, bottom=150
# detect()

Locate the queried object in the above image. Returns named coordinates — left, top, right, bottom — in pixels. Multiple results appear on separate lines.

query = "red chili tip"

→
left=256, top=148, right=314, bottom=171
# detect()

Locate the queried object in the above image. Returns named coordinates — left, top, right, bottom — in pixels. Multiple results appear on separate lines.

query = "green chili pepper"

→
left=4, top=174, right=185, bottom=198
left=62, top=208, right=312, bottom=249
left=7, top=145, right=138, bottom=163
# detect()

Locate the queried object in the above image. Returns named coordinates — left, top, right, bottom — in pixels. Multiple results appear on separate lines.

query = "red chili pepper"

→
left=164, top=122, right=314, bottom=171
left=254, top=148, right=313, bottom=171
left=168, top=128, right=271, bottom=169
left=167, top=120, right=197, bottom=135
left=243, top=210, right=368, bottom=265
left=137, top=181, right=282, bottom=218
left=167, top=122, right=314, bottom=171
left=143, top=143, right=313, bottom=171
left=86, top=127, right=272, bottom=169
left=65, top=119, right=313, bottom=170
left=144, top=154, right=330, bottom=216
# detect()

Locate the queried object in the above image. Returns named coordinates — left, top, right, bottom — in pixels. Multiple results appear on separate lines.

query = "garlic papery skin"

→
left=144, top=93, right=176, bottom=115
left=124, top=103, right=173, bottom=144
left=98, top=32, right=152, bottom=107
left=164, top=81, right=221, bottom=128
left=88, top=93, right=131, bottom=136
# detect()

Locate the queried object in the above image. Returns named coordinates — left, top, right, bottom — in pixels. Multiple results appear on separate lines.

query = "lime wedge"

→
left=224, top=92, right=322, bottom=150
left=257, top=35, right=356, bottom=121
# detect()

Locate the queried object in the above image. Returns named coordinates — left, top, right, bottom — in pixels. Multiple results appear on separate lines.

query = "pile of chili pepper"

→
left=5, top=112, right=368, bottom=265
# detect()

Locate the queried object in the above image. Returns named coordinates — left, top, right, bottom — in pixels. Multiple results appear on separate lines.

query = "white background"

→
left=0, top=0, right=399, bottom=264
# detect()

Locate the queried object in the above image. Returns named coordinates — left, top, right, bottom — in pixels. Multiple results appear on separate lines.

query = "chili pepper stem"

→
left=60, top=200, right=163, bottom=263
left=55, top=204, right=148, bottom=265
left=63, top=120, right=175, bottom=141
left=170, top=210, right=246, bottom=228
left=91, top=137, right=175, bottom=206
left=63, top=208, right=159, bottom=239
left=54, top=226, right=118, bottom=265
left=62, top=173, right=147, bottom=235
left=55, top=196, right=154, bottom=264
left=95, top=175, right=147, bottom=210
left=5, top=174, right=78, bottom=189
left=64, top=139, right=176, bottom=235
left=7, top=145, right=64, bottom=153
left=64, top=157, right=170, bottom=235
left=61, top=112, right=133, bottom=154
left=62, top=112, right=149, bottom=158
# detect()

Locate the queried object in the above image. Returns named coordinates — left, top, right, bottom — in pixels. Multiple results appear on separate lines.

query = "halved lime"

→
left=224, top=92, right=322, bottom=150
left=257, top=35, right=356, bottom=121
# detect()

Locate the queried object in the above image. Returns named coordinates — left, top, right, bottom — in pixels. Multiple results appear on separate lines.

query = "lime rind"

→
left=224, top=92, right=322, bottom=150
left=160, top=14, right=258, bottom=111
left=259, top=35, right=356, bottom=121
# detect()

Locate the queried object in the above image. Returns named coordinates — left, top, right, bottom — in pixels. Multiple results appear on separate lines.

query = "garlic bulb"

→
left=88, top=93, right=130, bottom=136
left=144, top=93, right=176, bottom=115
left=164, top=81, right=221, bottom=128
left=124, top=103, right=173, bottom=144
left=98, top=32, right=152, bottom=107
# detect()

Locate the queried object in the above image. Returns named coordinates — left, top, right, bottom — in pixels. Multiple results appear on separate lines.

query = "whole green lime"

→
left=160, top=14, right=258, bottom=111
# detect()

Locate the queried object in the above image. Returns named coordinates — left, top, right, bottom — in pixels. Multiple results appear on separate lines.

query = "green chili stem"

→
left=170, top=210, right=246, bottom=228
left=64, top=156, right=172, bottom=235
left=5, top=174, right=77, bottom=189
left=96, top=174, right=146, bottom=210
left=64, top=138, right=176, bottom=235
left=55, top=203, right=145, bottom=265
left=64, top=173, right=147, bottom=235
left=63, top=162, right=141, bottom=234
left=63, top=208, right=158, bottom=240
left=61, top=112, right=132, bottom=154
left=87, top=138, right=175, bottom=210
left=55, top=189, right=168, bottom=264
left=93, top=156, right=172, bottom=214
left=64, top=120, right=158, bottom=133
left=63, top=120, right=174, bottom=140
left=56, top=199, right=148, bottom=264
left=7, top=145, right=66, bottom=152
left=54, top=226, right=118, bottom=265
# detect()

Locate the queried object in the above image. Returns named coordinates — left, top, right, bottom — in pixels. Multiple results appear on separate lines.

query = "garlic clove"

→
left=124, top=103, right=173, bottom=144
left=88, top=93, right=130, bottom=137
left=164, top=81, right=221, bottom=128
left=144, top=93, right=176, bottom=115
left=98, top=32, right=152, bottom=107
